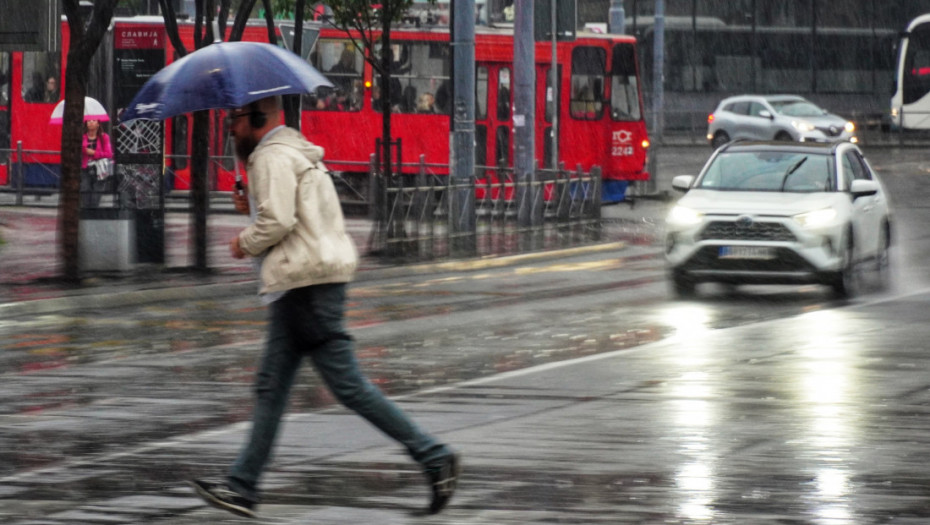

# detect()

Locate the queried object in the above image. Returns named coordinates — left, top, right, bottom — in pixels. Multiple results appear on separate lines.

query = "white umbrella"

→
left=49, top=96, right=110, bottom=125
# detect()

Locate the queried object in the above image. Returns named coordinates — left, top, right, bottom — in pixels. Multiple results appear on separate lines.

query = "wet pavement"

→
left=3, top=276, right=930, bottom=524
left=6, top=160, right=930, bottom=523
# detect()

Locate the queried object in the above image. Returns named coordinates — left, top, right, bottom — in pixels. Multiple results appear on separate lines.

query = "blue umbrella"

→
left=119, top=41, right=333, bottom=122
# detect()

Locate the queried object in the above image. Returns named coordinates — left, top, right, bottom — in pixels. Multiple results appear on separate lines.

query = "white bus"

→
left=892, top=13, right=930, bottom=129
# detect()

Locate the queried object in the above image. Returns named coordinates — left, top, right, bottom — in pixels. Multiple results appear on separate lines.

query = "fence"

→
left=367, top=155, right=602, bottom=262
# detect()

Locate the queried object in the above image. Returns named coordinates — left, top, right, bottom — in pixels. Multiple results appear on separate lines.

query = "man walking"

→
left=190, top=96, right=460, bottom=518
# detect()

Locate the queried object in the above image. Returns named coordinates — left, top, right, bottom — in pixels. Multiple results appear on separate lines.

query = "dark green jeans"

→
left=228, top=283, right=452, bottom=501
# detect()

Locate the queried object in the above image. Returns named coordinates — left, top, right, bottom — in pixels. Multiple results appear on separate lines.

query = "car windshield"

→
left=769, top=100, right=826, bottom=117
left=696, top=151, right=834, bottom=192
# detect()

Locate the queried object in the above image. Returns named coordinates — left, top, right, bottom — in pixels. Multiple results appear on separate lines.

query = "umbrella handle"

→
left=234, top=160, right=244, bottom=195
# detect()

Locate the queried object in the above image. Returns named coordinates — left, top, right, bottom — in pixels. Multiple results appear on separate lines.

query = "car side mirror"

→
left=849, top=179, right=879, bottom=198
left=672, top=175, right=695, bottom=192
left=759, top=110, right=773, bottom=119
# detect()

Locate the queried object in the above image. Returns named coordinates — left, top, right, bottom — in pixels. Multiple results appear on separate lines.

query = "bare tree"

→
left=60, top=0, right=120, bottom=282
left=156, top=0, right=278, bottom=271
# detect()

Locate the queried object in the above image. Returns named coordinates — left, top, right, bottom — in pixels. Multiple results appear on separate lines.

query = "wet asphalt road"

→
left=2, top=145, right=930, bottom=522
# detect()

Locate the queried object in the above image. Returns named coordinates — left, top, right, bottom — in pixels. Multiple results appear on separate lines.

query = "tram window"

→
left=171, top=115, right=188, bottom=171
left=477, top=66, right=488, bottom=120
left=497, top=68, right=511, bottom=120
left=0, top=53, right=9, bottom=106
left=570, top=47, right=605, bottom=120
left=543, top=126, right=553, bottom=169
left=22, top=52, right=60, bottom=104
left=308, top=39, right=363, bottom=112
left=495, top=125, right=509, bottom=167
left=611, top=44, right=641, bottom=121
left=372, top=41, right=451, bottom=114
left=476, top=124, right=487, bottom=168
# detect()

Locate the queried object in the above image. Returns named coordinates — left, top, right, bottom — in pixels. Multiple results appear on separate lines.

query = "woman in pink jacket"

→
left=80, top=118, right=114, bottom=208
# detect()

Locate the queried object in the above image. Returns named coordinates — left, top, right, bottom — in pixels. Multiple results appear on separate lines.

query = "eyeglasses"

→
left=224, top=112, right=257, bottom=127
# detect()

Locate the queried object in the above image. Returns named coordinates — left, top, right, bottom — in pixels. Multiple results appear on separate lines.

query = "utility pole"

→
left=646, top=0, right=664, bottom=195
left=549, top=0, right=557, bottom=170
left=450, top=0, right=477, bottom=256
left=514, top=0, right=536, bottom=229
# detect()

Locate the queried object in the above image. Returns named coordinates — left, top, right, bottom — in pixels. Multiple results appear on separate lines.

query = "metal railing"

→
left=368, top=154, right=602, bottom=261
left=1, top=142, right=62, bottom=205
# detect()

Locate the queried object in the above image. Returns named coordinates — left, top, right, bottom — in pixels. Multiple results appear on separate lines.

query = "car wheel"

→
left=671, top=270, right=697, bottom=298
left=830, top=233, right=858, bottom=299
left=874, top=223, right=891, bottom=290
left=711, top=131, right=730, bottom=149
left=774, top=131, right=794, bottom=141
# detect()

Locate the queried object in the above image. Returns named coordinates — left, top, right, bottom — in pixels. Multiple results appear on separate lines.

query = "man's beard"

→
left=235, top=135, right=258, bottom=161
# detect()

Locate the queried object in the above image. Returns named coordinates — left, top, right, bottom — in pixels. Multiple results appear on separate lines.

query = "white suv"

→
left=706, top=95, right=856, bottom=149
left=665, top=141, right=891, bottom=298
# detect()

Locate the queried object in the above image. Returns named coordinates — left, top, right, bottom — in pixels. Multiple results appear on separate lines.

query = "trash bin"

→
left=134, top=207, right=164, bottom=264
left=79, top=182, right=136, bottom=272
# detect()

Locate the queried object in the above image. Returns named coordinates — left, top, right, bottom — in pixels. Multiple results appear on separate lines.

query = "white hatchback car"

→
left=665, top=141, right=891, bottom=298
left=706, top=95, right=856, bottom=149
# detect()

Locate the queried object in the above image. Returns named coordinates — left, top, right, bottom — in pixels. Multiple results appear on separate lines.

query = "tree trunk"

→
left=60, top=0, right=119, bottom=282
left=59, top=53, right=88, bottom=282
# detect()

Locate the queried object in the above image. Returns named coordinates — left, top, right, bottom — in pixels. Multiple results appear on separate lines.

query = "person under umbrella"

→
left=189, top=95, right=461, bottom=518
left=80, top=119, right=113, bottom=208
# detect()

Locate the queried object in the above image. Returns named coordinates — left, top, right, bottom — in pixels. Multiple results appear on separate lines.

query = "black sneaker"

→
left=189, top=479, right=256, bottom=518
left=426, top=452, right=461, bottom=514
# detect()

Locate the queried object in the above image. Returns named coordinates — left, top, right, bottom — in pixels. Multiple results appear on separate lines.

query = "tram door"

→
left=475, top=63, right=513, bottom=199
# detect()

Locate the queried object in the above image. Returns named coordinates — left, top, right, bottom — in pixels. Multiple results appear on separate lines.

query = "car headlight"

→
left=794, top=207, right=837, bottom=228
left=844, top=121, right=855, bottom=133
left=667, top=205, right=704, bottom=227
left=791, top=120, right=816, bottom=132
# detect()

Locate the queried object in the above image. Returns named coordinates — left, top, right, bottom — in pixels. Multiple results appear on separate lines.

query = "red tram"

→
left=0, top=17, right=649, bottom=203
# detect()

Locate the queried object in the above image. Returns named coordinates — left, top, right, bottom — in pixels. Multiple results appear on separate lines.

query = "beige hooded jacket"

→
left=238, top=127, right=358, bottom=294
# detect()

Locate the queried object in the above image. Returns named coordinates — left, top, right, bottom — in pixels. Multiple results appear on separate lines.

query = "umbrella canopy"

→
left=119, top=41, right=333, bottom=122
left=49, top=96, right=110, bottom=125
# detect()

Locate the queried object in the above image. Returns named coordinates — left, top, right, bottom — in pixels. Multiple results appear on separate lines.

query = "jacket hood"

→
left=253, top=126, right=324, bottom=164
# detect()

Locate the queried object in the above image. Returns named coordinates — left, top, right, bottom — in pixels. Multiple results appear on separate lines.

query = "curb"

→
left=0, top=241, right=627, bottom=319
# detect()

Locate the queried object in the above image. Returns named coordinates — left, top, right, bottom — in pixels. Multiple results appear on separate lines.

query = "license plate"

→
left=718, top=246, right=775, bottom=260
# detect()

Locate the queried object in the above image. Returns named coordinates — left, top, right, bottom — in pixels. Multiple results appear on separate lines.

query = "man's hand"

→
left=232, top=185, right=250, bottom=215
left=229, top=235, right=247, bottom=259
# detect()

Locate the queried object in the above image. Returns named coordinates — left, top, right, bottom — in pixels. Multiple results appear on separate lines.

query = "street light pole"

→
left=647, top=0, right=664, bottom=195
left=450, top=0, right=477, bottom=256
left=514, top=0, right=536, bottom=229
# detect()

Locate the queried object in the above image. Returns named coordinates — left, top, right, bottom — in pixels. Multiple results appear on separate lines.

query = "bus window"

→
left=309, top=39, right=363, bottom=111
left=372, top=41, right=450, bottom=114
left=904, top=26, right=930, bottom=104
left=611, top=44, right=641, bottom=121
left=570, top=46, right=605, bottom=120
left=477, top=66, right=488, bottom=120
left=22, top=52, right=60, bottom=104
left=497, top=67, right=511, bottom=121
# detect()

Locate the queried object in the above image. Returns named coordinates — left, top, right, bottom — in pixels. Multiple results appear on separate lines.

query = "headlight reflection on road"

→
left=668, top=338, right=718, bottom=522
left=661, top=304, right=714, bottom=345
left=794, top=310, right=859, bottom=524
